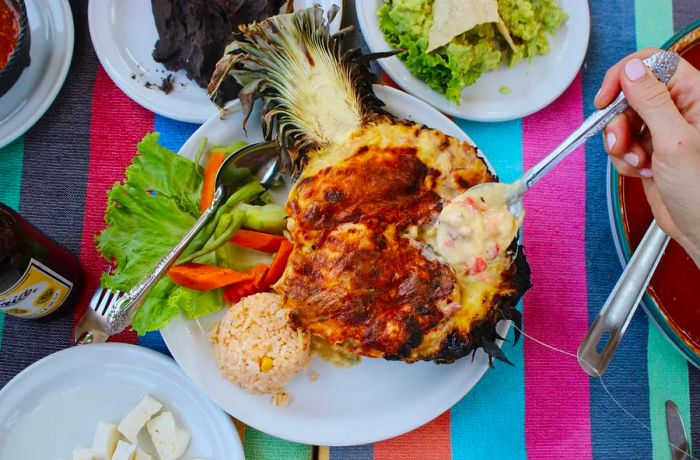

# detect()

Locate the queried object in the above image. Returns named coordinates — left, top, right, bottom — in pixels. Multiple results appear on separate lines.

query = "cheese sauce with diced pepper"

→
left=435, top=185, right=522, bottom=280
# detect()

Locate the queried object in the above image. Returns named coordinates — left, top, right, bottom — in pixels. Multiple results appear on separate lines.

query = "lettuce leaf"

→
left=95, top=133, right=222, bottom=335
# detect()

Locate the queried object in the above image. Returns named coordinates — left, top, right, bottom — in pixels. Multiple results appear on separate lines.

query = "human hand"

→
left=596, top=48, right=700, bottom=266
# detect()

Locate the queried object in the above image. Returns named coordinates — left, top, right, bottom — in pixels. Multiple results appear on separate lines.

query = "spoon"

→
left=104, top=141, right=280, bottom=335
left=450, top=50, right=680, bottom=226
left=577, top=221, right=669, bottom=375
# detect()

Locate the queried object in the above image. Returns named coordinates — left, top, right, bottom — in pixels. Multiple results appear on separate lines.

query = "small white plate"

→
left=88, top=0, right=343, bottom=123
left=0, top=343, right=243, bottom=460
left=0, top=0, right=73, bottom=149
left=356, top=0, right=590, bottom=121
left=161, top=85, right=508, bottom=446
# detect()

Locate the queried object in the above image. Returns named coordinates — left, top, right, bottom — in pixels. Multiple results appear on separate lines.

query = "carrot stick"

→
left=258, top=240, right=293, bottom=291
left=200, top=151, right=225, bottom=212
left=168, top=263, right=256, bottom=291
left=230, top=229, right=286, bottom=253
left=223, top=265, right=268, bottom=304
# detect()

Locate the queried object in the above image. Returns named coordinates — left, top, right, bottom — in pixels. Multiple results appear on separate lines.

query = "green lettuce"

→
left=95, top=133, right=223, bottom=335
left=378, top=0, right=567, bottom=103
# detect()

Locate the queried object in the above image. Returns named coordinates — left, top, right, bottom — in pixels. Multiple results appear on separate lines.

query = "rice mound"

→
left=214, top=292, right=311, bottom=395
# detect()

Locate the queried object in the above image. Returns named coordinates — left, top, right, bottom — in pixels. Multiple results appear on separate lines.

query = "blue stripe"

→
left=153, top=115, right=200, bottom=153
left=139, top=331, right=171, bottom=356
left=139, top=115, right=200, bottom=354
left=583, top=1, right=653, bottom=458
left=451, top=119, right=526, bottom=460
left=330, top=445, right=373, bottom=460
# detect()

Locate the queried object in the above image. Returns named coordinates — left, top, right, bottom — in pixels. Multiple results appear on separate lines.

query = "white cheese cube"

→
left=72, top=448, right=96, bottom=460
left=133, top=448, right=153, bottom=460
left=147, top=411, right=179, bottom=459
left=111, top=441, right=137, bottom=460
left=118, top=395, right=163, bottom=443
left=92, top=421, right=120, bottom=460
left=172, top=427, right=190, bottom=459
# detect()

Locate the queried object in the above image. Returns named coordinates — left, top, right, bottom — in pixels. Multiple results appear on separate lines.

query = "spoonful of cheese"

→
left=436, top=183, right=523, bottom=276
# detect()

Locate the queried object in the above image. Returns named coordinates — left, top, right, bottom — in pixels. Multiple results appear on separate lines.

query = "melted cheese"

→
left=435, top=185, right=521, bottom=277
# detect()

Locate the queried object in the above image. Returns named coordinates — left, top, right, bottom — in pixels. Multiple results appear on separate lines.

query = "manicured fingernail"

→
left=623, top=153, right=640, bottom=167
left=595, top=88, right=601, bottom=100
left=640, top=168, right=653, bottom=177
left=607, top=132, right=617, bottom=150
left=625, top=58, right=646, bottom=81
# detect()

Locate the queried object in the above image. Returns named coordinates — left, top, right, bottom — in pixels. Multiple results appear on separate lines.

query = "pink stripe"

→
left=74, top=67, right=155, bottom=344
left=522, top=75, right=592, bottom=459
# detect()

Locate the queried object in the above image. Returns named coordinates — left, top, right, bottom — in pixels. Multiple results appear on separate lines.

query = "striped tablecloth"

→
left=1, top=0, right=699, bottom=458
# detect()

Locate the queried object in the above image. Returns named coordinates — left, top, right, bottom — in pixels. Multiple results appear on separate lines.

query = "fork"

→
left=74, top=283, right=126, bottom=345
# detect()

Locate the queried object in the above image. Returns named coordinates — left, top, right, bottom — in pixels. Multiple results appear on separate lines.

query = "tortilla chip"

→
left=427, top=0, right=500, bottom=52
left=496, top=14, right=518, bottom=52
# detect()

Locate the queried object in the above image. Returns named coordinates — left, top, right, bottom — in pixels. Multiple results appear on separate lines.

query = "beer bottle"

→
left=0, top=202, right=83, bottom=319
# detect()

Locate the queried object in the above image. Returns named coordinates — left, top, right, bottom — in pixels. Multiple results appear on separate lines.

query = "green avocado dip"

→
left=378, top=0, right=567, bottom=103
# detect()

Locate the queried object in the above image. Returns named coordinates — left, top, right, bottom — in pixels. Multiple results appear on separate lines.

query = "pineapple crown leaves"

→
left=208, top=5, right=390, bottom=174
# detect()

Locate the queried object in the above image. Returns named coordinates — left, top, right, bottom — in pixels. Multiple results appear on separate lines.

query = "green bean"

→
left=179, top=209, right=244, bottom=263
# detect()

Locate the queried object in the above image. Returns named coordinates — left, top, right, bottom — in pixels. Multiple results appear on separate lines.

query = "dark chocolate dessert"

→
left=151, top=0, right=285, bottom=89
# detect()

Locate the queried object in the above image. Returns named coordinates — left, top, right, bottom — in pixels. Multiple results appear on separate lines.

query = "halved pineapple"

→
left=209, top=6, right=530, bottom=364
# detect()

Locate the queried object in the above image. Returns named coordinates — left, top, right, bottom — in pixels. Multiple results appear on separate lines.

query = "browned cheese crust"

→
left=277, top=118, right=529, bottom=362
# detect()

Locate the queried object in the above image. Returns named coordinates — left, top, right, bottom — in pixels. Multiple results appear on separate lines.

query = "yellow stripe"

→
left=317, top=446, right=330, bottom=460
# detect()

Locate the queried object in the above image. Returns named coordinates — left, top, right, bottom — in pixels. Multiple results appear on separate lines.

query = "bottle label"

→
left=0, top=258, right=73, bottom=318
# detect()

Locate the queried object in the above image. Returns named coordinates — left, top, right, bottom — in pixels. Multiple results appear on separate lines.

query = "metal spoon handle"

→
left=577, top=221, right=670, bottom=376
left=521, top=50, right=680, bottom=190
left=104, top=187, right=225, bottom=335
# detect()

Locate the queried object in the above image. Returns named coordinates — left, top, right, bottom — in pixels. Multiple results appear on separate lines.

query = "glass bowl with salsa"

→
left=608, top=18, right=700, bottom=368
left=0, top=0, right=29, bottom=98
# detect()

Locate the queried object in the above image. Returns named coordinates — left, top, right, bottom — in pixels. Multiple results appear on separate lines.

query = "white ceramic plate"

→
left=0, top=343, right=243, bottom=460
left=161, top=85, right=508, bottom=446
left=88, top=0, right=343, bottom=123
left=0, top=0, right=73, bottom=149
left=356, top=0, right=590, bottom=121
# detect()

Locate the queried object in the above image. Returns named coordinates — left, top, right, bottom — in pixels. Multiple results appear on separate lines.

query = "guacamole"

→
left=378, top=0, right=568, bottom=103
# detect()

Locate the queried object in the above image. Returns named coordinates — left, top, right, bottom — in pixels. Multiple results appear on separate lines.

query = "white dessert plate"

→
left=356, top=0, right=590, bottom=121
left=0, top=343, right=243, bottom=460
left=0, top=0, right=73, bottom=149
left=88, top=0, right=343, bottom=123
left=161, top=84, right=509, bottom=447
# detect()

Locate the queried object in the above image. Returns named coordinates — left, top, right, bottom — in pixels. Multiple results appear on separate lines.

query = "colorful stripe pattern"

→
left=0, top=1, right=699, bottom=458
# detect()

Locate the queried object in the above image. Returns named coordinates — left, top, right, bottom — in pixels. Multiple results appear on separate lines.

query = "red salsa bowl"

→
left=0, top=0, right=29, bottom=97
left=608, top=19, right=700, bottom=367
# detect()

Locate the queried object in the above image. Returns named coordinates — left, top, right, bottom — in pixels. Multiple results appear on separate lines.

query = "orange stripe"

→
left=374, top=411, right=451, bottom=460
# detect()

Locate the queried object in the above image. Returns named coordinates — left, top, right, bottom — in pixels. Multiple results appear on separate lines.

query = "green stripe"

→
left=635, top=0, right=674, bottom=48
left=634, top=2, right=690, bottom=459
left=243, top=427, right=312, bottom=460
left=0, top=137, right=25, bottom=351
left=0, top=137, right=24, bottom=209
left=648, top=327, right=691, bottom=459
